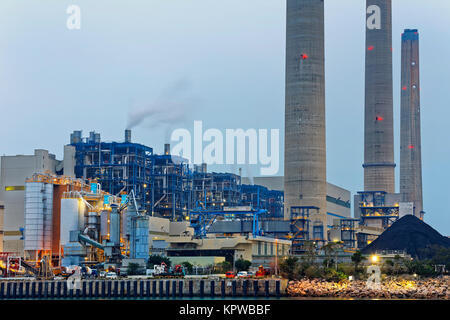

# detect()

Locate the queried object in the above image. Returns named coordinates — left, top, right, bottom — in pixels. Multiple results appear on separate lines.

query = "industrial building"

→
left=240, top=185, right=284, bottom=218
left=149, top=214, right=291, bottom=269
left=284, top=0, right=327, bottom=238
left=70, top=131, right=285, bottom=222
left=400, top=29, right=424, bottom=219
left=363, top=0, right=396, bottom=193
left=0, top=148, right=75, bottom=254
left=22, top=173, right=120, bottom=266
left=151, top=146, right=191, bottom=219
left=242, top=177, right=352, bottom=229
left=70, top=130, right=153, bottom=213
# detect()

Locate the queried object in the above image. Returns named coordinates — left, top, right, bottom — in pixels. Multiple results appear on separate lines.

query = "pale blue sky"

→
left=0, top=0, right=449, bottom=234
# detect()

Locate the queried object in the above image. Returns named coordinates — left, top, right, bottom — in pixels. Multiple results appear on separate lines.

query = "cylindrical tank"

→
left=100, top=210, right=109, bottom=238
left=60, top=198, right=82, bottom=246
left=24, top=182, right=53, bottom=251
left=109, top=205, right=120, bottom=245
left=130, top=215, right=149, bottom=260
left=24, top=182, right=45, bottom=251
left=42, top=183, right=53, bottom=250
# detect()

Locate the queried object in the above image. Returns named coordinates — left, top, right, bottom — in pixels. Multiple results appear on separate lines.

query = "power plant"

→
left=0, top=1, right=432, bottom=289
left=400, top=29, right=424, bottom=219
left=284, top=0, right=327, bottom=241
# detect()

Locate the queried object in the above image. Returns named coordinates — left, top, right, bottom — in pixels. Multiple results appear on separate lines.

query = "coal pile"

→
left=362, top=215, right=450, bottom=258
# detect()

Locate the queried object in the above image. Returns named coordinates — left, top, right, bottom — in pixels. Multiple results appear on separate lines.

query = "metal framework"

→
left=72, top=140, right=153, bottom=212
left=340, top=218, right=358, bottom=249
left=357, top=191, right=399, bottom=229
left=240, top=184, right=284, bottom=218
left=189, top=208, right=266, bottom=238
left=288, top=206, right=312, bottom=255
left=151, top=155, right=191, bottom=220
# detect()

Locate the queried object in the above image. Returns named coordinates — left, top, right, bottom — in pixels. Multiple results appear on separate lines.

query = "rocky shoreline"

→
left=287, top=277, right=449, bottom=299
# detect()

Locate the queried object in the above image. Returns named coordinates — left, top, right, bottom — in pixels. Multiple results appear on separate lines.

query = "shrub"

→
left=279, top=256, right=298, bottom=280
left=218, top=261, right=232, bottom=273
left=305, top=265, right=320, bottom=279
left=127, top=263, right=144, bottom=275
left=235, top=259, right=252, bottom=272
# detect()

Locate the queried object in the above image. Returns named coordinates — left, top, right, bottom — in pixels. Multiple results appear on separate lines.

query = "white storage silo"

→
left=60, top=198, right=84, bottom=246
left=24, top=182, right=53, bottom=251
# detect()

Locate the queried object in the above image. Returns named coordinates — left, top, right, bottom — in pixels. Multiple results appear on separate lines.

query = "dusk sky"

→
left=0, top=0, right=449, bottom=234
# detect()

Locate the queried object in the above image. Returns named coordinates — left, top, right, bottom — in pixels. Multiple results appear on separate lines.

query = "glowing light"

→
left=376, top=116, right=384, bottom=121
left=300, top=53, right=309, bottom=60
left=368, top=46, right=374, bottom=51
left=371, top=255, right=379, bottom=263
left=402, top=86, right=407, bottom=91
left=408, top=145, right=415, bottom=149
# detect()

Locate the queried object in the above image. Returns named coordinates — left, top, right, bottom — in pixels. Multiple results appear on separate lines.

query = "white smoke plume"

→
left=126, top=78, right=198, bottom=141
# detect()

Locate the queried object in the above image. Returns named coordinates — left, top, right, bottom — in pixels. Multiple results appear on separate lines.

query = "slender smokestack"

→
left=400, top=29, right=423, bottom=219
left=164, top=143, right=170, bottom=155
left=363, top=0, right=395, bottom=193
left=125, top=129, right=132, bottom=143
left=284, top=0, right=327, bottom=230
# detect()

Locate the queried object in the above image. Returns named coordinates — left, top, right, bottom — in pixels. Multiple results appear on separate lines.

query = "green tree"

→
left=279, top=256, right=298, bottom=280
left=323, top=242, right=343, bottom=270
left=405, top=259, right=437, bottom=277
left=127, top=263, right=143, bottom=275
left=302, top=241, right=318, bottom=266
left=304, top=265, right=320, bottom=279
left=351, top=251, right=366, bottom=275
left=218, top=261, right=232, bottom=273
left=235, top=259, right=252, bottom=272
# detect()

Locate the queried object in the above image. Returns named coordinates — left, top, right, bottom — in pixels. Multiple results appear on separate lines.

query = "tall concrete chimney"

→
left=363, top=0, right=395, bottom=193
left=284, top=0, right=327, bottom=231
left=400, top=29, right=423, bottom=219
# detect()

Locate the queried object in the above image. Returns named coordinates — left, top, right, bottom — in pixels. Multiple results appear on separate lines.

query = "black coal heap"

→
left=361, top=215, right=450, bottom=258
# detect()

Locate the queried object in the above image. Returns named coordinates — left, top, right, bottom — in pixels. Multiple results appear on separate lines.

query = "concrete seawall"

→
left=0, top=279, right=287, bottom=299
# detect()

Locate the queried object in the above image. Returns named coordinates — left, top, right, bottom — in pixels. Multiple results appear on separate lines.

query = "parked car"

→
left=225, top=271, right=235, bottom=279
left=105, top=272, right=118, bottom=279
left=237, top=271, right=248, bottom=278
left=99, top=271, right=107, bottom=278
